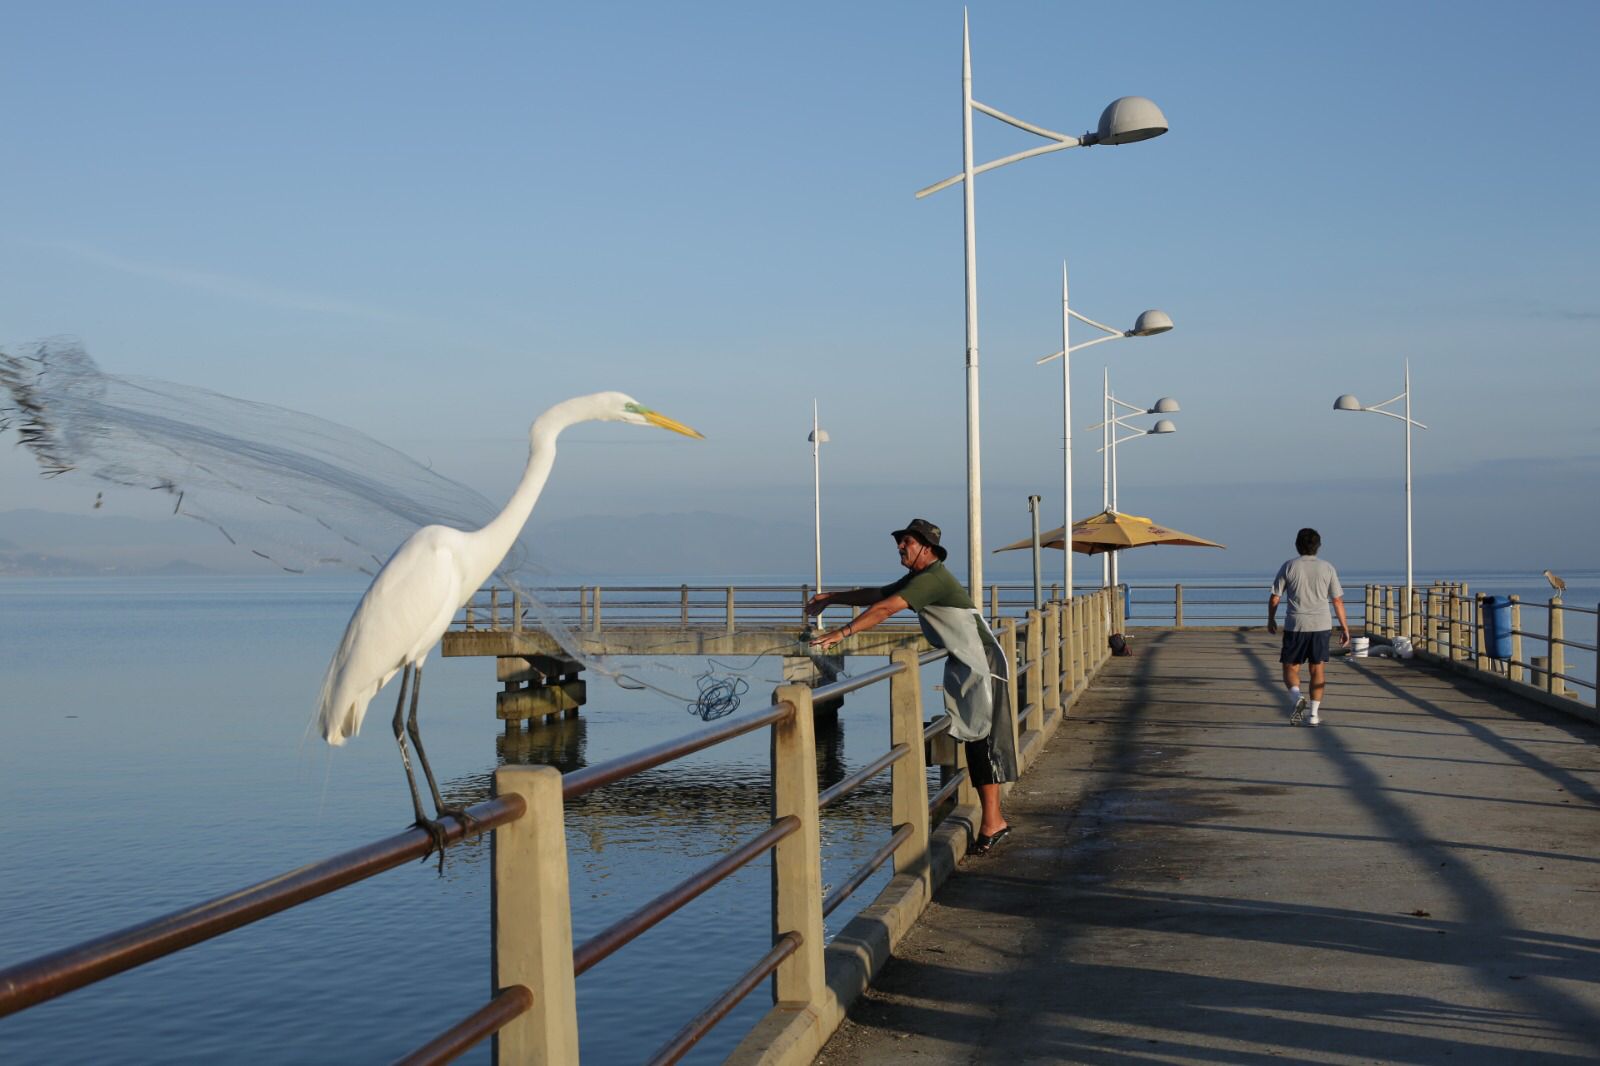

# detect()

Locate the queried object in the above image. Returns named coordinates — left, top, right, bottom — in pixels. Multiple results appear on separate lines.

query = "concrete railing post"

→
left=681, top=584, right=690, bottom=625
left=800, top=585, right=810, bottom=625
left=1024, top=610, right=1043, bottom=733
left=888, top=649, right=931, bottom=896
left=1001, top=620, right=1024, bottom=757
left=492, top=765, right=578, bottom=1066
left=1549, top=597, right=1565, bottom=695
left=1174, top=584, right=1184, bottom=628
left=592, top=586, right=603, bottom=637
left=990, top=583, right=1000, bottom=623
left=1041, top=603, right=1060, bottom=728
left=512, top=591, right=523, bottom=634
left=770, top=684, right=825, bottom=1009
left=725, top=587, right=736, bottom=635
left=1062, top=598, right=1077, bottom=698
left=1509, top=596, right=1524, bottom=683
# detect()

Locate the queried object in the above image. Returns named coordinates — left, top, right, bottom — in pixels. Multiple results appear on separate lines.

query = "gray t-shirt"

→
left=1271, top=555, right=1344, bottom=632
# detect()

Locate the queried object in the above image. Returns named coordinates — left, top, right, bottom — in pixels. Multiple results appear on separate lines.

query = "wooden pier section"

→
left=815, top=627, right=1600, bottom=1064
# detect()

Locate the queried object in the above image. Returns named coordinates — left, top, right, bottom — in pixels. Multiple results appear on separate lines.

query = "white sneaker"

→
left=1308, top=709, right=1320, bottom=727
left=1290, top=696, right=1308, bottom=725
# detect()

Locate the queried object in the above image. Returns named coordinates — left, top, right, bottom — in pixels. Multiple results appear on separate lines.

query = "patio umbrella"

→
left=994, top=509, right=1226, bottom=555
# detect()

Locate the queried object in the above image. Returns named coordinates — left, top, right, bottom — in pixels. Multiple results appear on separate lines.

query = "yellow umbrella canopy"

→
left=994, top=509, right=1226, bottom=556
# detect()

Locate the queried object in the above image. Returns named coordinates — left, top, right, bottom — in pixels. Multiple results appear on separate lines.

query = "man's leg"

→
left=1282, top=662, right=1301, bottom=695
left=977, top=782, right=1005, bottom=837
left=1308, top=661, right=1327, bottom=705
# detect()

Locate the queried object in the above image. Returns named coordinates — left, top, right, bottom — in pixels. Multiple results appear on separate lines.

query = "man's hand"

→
left=810, top=626, right=846, bottom=650
left=1267, top=617, right=1278, bottom=635
left=805, top=593, right=830, bottom=617
left=1340, top=628, right=1351, bottom=647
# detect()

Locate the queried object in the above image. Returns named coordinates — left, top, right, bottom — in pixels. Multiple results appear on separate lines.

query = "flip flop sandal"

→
left=972, top=826, right=1012, bottom=856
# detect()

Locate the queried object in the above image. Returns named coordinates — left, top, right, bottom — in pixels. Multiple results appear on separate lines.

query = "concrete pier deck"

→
left=816, top=628, right=1600, bottom=1064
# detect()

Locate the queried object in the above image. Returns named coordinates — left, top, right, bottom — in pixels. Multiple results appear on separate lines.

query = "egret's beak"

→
left=644, top=409, right=704, bottom=439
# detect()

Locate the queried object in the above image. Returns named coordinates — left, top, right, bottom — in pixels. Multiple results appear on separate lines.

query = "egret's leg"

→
left=406, top=664, right=478, bottom=835
left=392, top=665, right=447, bottom=860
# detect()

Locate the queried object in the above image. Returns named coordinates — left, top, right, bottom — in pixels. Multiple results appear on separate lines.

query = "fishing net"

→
left=0, top=338, right=818, bottom=718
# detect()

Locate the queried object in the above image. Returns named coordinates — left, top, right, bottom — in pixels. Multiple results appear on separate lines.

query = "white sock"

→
left=1309, top=700, right=1321, bottom=715
left=1288, top=686, right=1302, bottom=704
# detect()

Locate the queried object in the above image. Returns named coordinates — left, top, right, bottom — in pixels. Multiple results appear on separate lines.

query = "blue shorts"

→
left=1280, top=629, right=1331, bottom=665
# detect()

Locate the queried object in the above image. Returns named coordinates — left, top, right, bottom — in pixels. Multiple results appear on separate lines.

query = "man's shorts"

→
left=1280, top=629, right=1332, bottom=665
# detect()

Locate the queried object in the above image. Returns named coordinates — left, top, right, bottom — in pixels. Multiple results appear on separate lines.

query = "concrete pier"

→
left=816, top=628, right=1600, bottom=1064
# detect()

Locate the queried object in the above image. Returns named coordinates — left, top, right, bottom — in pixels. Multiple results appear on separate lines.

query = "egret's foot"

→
left=413, top=815, right=451, bottom=873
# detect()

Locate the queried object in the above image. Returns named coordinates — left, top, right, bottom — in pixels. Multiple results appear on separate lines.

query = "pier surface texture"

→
left=816, top=628, right=1600, bottom=1065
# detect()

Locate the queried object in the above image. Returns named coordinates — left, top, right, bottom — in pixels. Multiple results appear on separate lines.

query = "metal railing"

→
left=1365, top=582, right=1597, bottom=707
left=454, top=582, right=1129, bottom=634
left=1, top=586, right=1123, bottom=1064
left=1123, top=582, right=1369, bottom=629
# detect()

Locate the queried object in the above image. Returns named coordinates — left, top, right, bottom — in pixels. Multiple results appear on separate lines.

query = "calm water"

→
left=0, top=577, right=918, bottom=1064
left=3, top=569, right=1593, bottom=1064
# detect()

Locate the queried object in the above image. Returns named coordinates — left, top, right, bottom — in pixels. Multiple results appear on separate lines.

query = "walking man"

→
left=1268, top=527, right=1350, bottom=726
left=807, top=519, right=1016, bottom=854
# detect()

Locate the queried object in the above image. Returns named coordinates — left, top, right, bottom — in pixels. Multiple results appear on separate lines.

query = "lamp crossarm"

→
left=1038, top=332, right=1125, bottom=364
left=915, top=99, right=1086, bottom=199
left=1066, top=307, right=1124, bottom=336
left=1361, top=403, right=1428, bottom=429
left=1095, top=425, right=1157, bottom=452
left=917, top=139, right=1079, bottom=198
left=1107, top=395, right=1150, bottom=416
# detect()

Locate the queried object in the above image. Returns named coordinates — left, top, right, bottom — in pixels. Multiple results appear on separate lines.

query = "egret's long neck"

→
left=469, top=414, right=564, bottom=587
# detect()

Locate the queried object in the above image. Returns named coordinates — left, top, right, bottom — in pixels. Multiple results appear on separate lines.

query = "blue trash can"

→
left=1481, top=596, right=1513, bottom=659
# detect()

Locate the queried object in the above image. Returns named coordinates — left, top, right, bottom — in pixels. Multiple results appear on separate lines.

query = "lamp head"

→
left=1151, top=419, right=1177, bottom=434
left=1150, top=397, right=1180, bottom=414
left=1333, top=394, right=1363, bottom=412
left=1130, top=309, right=1174, bottom=336
left=1094, top=97, right=1169, bottom=146
left=808, top=429, right=830, bottom=443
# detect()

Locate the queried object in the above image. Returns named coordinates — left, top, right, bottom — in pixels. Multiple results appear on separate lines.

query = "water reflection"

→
left=498, top=713, right=589, bottom=772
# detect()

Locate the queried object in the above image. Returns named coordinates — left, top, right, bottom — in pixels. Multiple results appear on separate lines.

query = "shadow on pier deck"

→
left=817, top=628, right=1600, bottom=1065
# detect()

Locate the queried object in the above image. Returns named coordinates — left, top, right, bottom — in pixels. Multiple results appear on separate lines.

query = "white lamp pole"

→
left=1334, top=360, right=1427, bottom=638
left=808, top=400, right=829, bottom=594
left=1035, top=264, right=1172, bottom=603
left=1090, top=380, right=1179, bottom=589
left=917, top=12, right=1169, bottom=600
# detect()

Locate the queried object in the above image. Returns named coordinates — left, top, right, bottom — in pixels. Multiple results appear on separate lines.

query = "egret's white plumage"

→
left=315, top=391, right=701, bottom=748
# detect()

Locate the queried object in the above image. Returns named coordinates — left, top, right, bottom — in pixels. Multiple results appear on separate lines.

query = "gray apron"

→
left=918, top=605, right=1010, bottom=743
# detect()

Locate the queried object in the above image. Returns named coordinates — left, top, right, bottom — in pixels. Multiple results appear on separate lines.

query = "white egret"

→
left=314, top=392, right=702, bottom=855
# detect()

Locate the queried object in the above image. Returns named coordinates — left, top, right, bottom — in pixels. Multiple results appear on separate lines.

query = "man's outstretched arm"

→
left=1333, top=597, right=1350, bottom=645
left=806, top=586, right=882, bottom=615
left=810, top=594, right=910, bottom=649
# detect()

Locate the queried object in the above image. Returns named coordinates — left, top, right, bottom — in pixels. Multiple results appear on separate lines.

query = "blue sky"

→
left=3, top=1, right=1597, bottom=579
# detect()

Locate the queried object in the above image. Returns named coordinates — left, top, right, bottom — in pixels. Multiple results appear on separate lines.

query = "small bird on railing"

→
left=314, top=393, right=701, bottom=866
left=1544, top=569, right=1566, bottom=593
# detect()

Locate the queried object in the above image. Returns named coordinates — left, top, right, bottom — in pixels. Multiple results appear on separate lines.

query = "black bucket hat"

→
left=891, top=518, right=947, bottom=562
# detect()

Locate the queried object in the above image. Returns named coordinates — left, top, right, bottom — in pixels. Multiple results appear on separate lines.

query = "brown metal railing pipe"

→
left=645, top=932, right=802, bottom=1066
left=811, top=660, right=905, bottom=701
left=823, top=824, right=914, bottom=917
left=0, top=795, right=524, bottom=1019
left=563, top=702, right=793, bottom=800
left=572, top=817, right=799, bottom=977
left=817, top=743, right=909, bottom=809
left=928, top=769, right=968, bottom=813
left=392, top=984, right=533, bottom=1066
left=922, top=716, right=951, bottom=743
left=919, top=649, right=948, bottom=666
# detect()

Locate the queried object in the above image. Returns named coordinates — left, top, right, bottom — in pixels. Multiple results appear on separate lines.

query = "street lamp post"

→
left=808, top=400, right=830, bottom=596
left=916, top=12, right=1168, bottom=599
left=1334, top=360, right=1427, bottom=639
left=1035, top=262, right=1171, bottom=603
left=1090, top=379, right=1179, bottom=589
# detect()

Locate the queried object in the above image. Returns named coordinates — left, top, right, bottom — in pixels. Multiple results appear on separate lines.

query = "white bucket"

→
left=1350, top=637, right=1370, bottom=658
